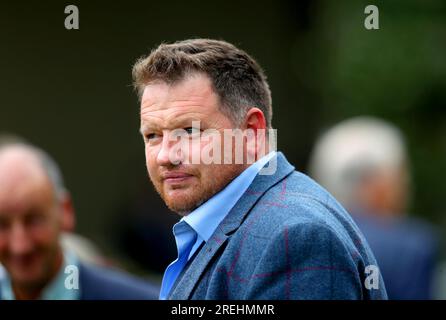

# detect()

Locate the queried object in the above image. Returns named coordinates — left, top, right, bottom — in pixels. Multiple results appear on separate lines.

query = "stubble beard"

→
left=150, top=163, right=246, bottom=216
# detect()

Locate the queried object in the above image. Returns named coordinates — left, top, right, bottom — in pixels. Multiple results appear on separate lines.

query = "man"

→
left=0, top=141, right=159, bottom=299
left=308, top=117, right=438, bottom=299
left=132, top=39, right=387, bottom=299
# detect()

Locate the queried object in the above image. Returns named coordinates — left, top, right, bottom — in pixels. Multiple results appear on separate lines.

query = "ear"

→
left=244, top=107, right=267, bottom=131
left=60, top=193, right=76, bottom=232
left=243, top=107, right=268, bottom=161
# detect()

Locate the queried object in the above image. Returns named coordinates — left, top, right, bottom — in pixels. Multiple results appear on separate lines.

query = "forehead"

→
left=140, top=73, right=221, bottom=127
left=0, top=147, right=54, bottom=214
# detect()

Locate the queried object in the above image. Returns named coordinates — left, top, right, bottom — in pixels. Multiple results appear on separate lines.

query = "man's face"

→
left=0, top=148, right=62, bottom=289
left=140, top=73, right=246, bottom=214
left=360, top=164, right=410, bottom=216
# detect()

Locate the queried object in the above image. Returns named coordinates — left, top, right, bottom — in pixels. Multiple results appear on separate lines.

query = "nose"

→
left=156, top=131, right=184, bottom=166
left=9, top=222, right=33, bottom=255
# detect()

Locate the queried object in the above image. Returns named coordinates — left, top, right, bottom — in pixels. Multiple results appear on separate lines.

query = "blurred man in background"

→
left=309, top=116, right=439, bottom=299
left=0, top=139, right=159, bottom=299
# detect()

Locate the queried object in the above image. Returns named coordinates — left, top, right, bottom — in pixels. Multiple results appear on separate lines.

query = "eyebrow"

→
left=139, top=123, right=157, bottom=135
left=140, top=117, right=203, bottom=134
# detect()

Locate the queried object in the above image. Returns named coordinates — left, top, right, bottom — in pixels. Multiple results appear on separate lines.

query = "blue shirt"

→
left=0, top=250, right=80, bottom=300
left=159, top=152, right=276, bottom=299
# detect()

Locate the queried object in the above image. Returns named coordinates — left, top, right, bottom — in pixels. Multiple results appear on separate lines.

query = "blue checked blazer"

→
left=168, top=152, right=388, bottom=299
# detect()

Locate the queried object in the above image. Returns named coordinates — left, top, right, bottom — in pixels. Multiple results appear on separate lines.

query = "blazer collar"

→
left=168, top=152, right=295, bottom=299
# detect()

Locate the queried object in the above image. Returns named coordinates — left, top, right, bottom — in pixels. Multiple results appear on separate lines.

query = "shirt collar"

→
left=0, top=249, right=80, bottom=300
left=182, top=151, right=276, bottom=243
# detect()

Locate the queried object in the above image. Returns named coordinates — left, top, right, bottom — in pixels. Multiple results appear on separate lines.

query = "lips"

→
left=161, top=171, right=194, bottom=183
left=7, top=253, right=41, bottom=271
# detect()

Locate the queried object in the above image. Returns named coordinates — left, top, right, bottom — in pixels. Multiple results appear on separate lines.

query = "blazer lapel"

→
left=168, top=152, right=295, bottom=299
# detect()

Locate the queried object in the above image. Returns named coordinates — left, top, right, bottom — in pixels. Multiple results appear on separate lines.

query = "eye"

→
left=145, top=132, right=162, bottom=141
left=25, top=213, right=45, bottom=226
left=184, top=127, right=201, bottom=136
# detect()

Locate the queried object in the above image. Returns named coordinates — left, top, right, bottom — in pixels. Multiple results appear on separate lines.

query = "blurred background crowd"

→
left=0, top=0, right=445, bottom=299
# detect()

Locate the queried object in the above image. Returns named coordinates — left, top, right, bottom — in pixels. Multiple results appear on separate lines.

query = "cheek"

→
left=145, top=146, right=158, bottom=170
left=29, top=223, right=59, bottom=247
left=0, top=236, right=7, bottom=256
left=190, top=133, right=223, bottom=164
left=178, top=138, right=201, bottom=164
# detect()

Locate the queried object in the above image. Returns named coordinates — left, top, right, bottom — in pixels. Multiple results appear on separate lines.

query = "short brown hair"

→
left=132, top=39, right=272, bottom=128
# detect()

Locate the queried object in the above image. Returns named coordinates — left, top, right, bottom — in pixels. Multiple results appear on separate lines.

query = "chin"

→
left=166, top=199, right=197, bottom=215
left=164, top=193, right=204, bottom=215
left=12, top=270, right=45, bottom=287
left=6, top=257, right=49, bottom=286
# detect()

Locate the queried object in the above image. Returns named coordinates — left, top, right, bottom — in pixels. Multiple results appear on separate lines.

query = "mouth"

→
left=161, top=172, right=194, bottom=184
left=7, top=253, right=41, bottom=270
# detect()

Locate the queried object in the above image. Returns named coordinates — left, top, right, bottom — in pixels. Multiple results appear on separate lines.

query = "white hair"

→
left=308, top=116, right=407, bottom=207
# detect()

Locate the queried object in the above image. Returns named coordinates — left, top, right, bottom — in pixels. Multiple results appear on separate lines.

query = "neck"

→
left=12, top=248, right=64, bottom=300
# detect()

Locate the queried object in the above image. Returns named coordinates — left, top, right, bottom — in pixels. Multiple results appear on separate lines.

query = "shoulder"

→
left=238, top=169, right=380, bottom=271
left=248, top=170, right=361, bottom=242
left=210, top=168, right=387, bottom=299
left=79, top=263, right=159, bottom=300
